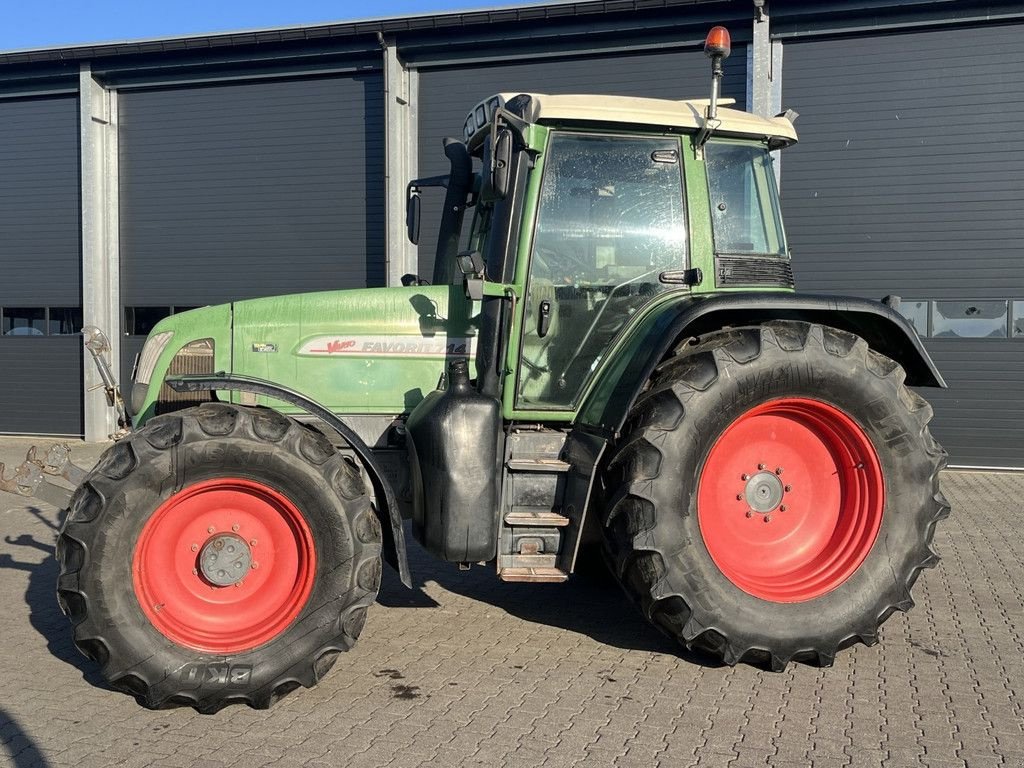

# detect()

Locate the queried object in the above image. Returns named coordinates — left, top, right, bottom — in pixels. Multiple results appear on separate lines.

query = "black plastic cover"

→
left=405, top=359, right=502, bottom=562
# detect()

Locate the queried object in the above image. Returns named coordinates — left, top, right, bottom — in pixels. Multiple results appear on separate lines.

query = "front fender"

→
left=578, top=292, right=945, bottom=436
left=166, top=373, right=412, bottom=588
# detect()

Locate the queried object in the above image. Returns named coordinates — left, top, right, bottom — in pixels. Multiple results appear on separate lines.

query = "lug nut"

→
left=780, top=505, right=787, bottom=512
left=251, top=562, right=259, bottom=570
left=763, top=515, right=771, bottom=523
left=741, top=474, right=750, bottom=481
left=250, top=539, right=258, bottom=547
left=232, top=523, right=240, bottom=532
left=758, top=463, right=766, bottom=470
left=207, top=526, right=215, bottom=534
left=192, top=568, right=198, bottom=576
left=190, top=543, right=198, bottom=552
left=785, top=485, right=792, bottom=493
left=745, top=510, right=753, bottom=518
left=776, top=467, right=784, bottom=475
left=736, top=494, right=743, bottom=501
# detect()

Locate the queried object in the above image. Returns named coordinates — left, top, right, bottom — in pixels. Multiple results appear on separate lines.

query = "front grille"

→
left=716, top=255, right=795, bottom=288
left=156, top=339, right=214, bottom=415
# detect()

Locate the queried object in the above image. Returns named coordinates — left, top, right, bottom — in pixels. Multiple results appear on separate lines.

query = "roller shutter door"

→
left=416, top=48, right=746, bottom=280
left=118, top=72, right=385, bottom=384
left=0, top=96, right=84, bottom=436
left=782, top=25, right=1024, bottom=468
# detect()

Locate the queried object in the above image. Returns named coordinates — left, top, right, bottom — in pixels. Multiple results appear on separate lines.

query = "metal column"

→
left=382, top=40, right=418, bottom=286
left=748, top=5, right=784, bottom=184
left=80, top=64, right=121, bottom=442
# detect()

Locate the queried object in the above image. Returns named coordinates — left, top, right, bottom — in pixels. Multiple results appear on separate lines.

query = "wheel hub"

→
left=198, top=532, right=252, bottom=586
left=744, top=471, right=784, bottom=513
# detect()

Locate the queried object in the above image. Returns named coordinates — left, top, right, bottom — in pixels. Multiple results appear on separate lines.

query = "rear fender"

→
left=578, top=292, right=945, bottom=436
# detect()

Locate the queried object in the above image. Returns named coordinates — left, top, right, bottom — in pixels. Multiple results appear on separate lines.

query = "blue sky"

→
left=0, top=0, right=533, bottom=51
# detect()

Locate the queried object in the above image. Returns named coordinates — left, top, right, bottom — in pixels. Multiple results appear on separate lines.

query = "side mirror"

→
left=491, top=128, right=513, bottom=200
left=406, top=187, right=421, bottom=245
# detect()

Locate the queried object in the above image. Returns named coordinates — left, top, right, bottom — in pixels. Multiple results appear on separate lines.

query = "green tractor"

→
left=46, top=29, right=948, bottom=711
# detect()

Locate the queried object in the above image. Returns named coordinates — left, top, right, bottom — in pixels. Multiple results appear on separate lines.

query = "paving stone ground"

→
left=0, top=435, right=1022, bottom=768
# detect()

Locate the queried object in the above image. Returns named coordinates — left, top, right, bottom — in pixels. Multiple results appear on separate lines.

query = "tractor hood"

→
left=230, top=285, right=476, bottom=416
left=132, top=284, right=476, bottom=426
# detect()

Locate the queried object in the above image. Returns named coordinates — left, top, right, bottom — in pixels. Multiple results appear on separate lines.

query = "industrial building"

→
left=0, top=0, right=1020, bottom=468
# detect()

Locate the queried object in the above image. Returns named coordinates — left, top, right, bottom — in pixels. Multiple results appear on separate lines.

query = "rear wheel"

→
left=57, top=403, right=382, bottom=712
left=602, top=322, right=949, bottom=669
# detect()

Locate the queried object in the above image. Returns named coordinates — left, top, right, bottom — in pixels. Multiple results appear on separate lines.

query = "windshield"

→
left=705, top=142, right=787, bottom=257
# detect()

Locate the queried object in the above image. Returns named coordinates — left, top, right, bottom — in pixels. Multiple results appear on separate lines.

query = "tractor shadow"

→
left=378, top=524, right=721, bottom=665
left=0, top=506, right=107, bottom=688
left=0, top=707, right=51, bottom=768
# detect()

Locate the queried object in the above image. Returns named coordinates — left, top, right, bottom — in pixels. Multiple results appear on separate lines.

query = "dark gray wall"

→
left=0, top=338, right=83, bottom=435
left=782, top=24, right=1024, bottom=467
left=117, top=72, right=385, bottom=387
left=0, top=95, right=83, bottom=436
left=0, top=96, right=81, bottom=305
left=119, top=72, right=386, bottom=307
left=416, top=47, right=746, bottom=279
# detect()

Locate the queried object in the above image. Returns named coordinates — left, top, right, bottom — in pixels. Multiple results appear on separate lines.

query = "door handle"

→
left=537, top=299, right=552, bottom=338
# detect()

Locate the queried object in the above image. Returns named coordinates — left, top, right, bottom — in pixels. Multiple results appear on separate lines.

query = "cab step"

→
left=506, top=456, right=572, bottom=473
left=504, top=506, right=570, bottom=527
left=499, top=566, right=568, bottom=583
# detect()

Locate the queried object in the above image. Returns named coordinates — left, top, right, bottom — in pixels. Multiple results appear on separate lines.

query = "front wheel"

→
left=602, top=322, right=949, bottom=670
left=57, top=403, right=383, bottom=712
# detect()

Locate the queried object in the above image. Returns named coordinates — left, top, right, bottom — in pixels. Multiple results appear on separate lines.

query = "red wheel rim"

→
left=697, top=398, right=884, bottom=603
left=132, top=478, right=316, bottom=653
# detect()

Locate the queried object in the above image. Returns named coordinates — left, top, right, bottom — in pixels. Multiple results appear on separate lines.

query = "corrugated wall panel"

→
left=0, top=338, right=83, bottom=436
left=0, top=96, right=83, bottom=436
left=924, top=340, right=1024, bottom=468
left=0, top=96, right=81, bottom=305
left=782, top=25, right=1024, bottom=468
left=119, top=72, right=385, bottom=307
left=416, top=47, right=746, bottom=279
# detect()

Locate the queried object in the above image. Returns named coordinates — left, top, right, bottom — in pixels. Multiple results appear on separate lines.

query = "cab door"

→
left=515, top=132, right=689, bottom=411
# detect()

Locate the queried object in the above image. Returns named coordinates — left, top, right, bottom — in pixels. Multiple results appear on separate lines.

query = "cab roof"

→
left=464, top=92, right=798, bottom=148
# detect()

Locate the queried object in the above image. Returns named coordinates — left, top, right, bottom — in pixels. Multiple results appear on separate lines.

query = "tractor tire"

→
left=601, top=321, right=949, bottom=670
left=56, top=402, right=382, bottom=712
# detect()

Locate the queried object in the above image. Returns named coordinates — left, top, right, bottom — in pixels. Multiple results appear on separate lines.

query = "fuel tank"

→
left=405, top=359, right=502, bottom=562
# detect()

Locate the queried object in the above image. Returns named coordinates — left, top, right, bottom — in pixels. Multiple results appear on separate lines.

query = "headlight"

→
left=135, top=331, right=174, bottom=385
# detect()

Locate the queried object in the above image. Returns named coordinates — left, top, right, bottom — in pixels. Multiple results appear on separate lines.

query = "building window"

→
left=898, top=300, right=930, bottom=337
left=48, top=307, right=84, bottom=335
left=2, top=307, right=46, bottom=336
left=898, top=299, right=1023, bottom=339
left=1, top=307, right=85, bottom=337
left=932, top=300, right=1008, bottom=339
left=123, top=306, right=199, bottom=336
left=124, top=306, right=172, bottom=336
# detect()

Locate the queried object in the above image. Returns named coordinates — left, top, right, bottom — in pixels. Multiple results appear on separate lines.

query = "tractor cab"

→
left=408, top=89, right=798, bottom=407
